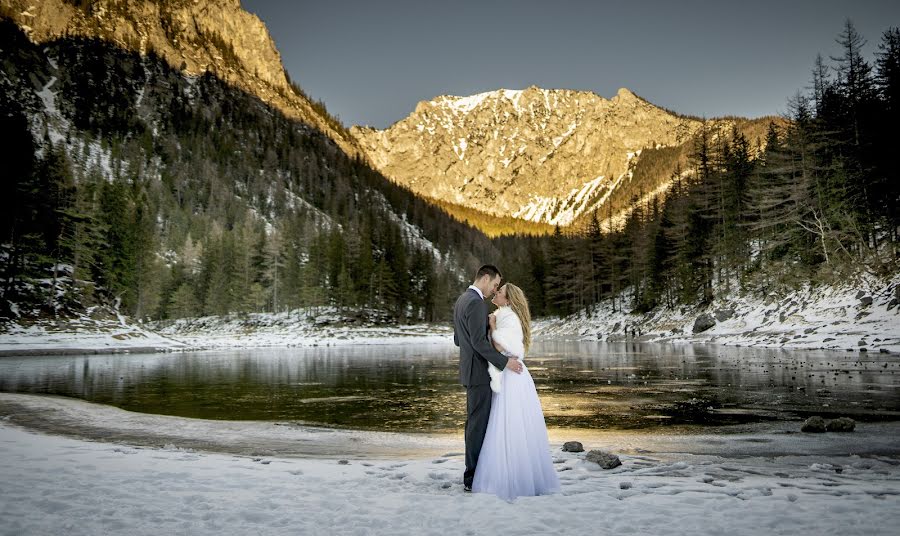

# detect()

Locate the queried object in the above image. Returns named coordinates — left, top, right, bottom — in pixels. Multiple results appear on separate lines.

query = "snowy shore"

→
left=1, top=273, right=898, bottom=356
left=1, top=393, right=899, bottom=536
left=536, top=273, right=900, bottom=354
left=0, top=308, right=453, bottom=356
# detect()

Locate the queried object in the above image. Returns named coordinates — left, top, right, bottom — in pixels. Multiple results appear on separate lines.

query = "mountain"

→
left=350, top=86, right=779, bottom=234
left=0, top=0, right=359, bottom=157
left=0, top=15, right=499, bottom=323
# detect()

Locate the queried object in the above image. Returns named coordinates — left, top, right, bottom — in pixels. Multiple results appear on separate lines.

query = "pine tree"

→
left=875, top=28, right=900, bottom=248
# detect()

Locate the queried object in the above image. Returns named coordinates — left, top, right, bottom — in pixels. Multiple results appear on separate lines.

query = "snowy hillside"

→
left=536, top=274, right=900, bottom=354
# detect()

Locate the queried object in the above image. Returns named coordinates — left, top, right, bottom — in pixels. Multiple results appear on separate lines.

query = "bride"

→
left=472, top=283, right=561, bottom=501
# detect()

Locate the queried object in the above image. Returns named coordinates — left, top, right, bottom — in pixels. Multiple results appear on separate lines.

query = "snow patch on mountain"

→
left=514, top=175, right=610, bottom=226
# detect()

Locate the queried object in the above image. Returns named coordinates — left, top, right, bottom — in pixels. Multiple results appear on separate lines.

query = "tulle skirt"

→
left=472, top=363, right=561, bottom=501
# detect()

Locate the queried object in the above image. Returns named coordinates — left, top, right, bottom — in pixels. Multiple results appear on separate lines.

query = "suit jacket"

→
left=453, top=288, right=508, bottom=387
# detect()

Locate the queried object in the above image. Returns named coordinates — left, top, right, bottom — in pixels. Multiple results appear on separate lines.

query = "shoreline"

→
left=2, top=392, right=900, bottom=459
left=1, top=318, right=897, bottom=357
left=536, top=273, right=900, bottom=355
left=2, top=271, right=898, bottom=356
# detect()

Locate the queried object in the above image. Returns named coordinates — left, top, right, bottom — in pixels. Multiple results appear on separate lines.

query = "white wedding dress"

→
left=472, top=306, right=561, bottom=501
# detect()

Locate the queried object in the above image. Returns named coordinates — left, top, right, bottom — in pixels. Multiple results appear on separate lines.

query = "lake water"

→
left=1, top=342, right=898, bottom=433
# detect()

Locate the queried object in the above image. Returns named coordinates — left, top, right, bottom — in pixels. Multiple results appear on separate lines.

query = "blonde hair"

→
left=503, top=283, right=532, bottom=353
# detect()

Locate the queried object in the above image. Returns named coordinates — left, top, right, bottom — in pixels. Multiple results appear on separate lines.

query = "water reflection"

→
left=0, top=342, right=897, bottom=432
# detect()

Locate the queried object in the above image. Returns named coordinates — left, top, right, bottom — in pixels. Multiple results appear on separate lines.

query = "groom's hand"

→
left=506, top=358, right=523, bottom=374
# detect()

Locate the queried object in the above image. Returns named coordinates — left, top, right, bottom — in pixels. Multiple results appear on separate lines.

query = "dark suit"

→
left=453, top=287, right=509, bottom=488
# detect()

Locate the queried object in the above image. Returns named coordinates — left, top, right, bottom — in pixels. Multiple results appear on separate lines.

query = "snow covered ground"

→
left=537, top=273, right=900, bottom=354
left=1, top=393, right=899, bottom=536
left=150, top=309, right=453, bottom=350
left=0, top=315, right=187, bottom=355
left=1, top=274, right=898, bottom=356
left=0, top=308, right=452, bottom=355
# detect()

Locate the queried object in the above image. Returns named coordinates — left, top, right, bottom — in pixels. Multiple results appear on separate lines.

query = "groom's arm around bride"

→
left=454, top=288, right=522, bottom=386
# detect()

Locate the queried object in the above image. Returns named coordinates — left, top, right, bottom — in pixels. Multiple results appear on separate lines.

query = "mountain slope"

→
left=0, top=0, right=359, bottom=157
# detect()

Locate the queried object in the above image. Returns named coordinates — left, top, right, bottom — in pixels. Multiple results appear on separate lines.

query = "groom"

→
left=453, top=264, right=523, bottom=492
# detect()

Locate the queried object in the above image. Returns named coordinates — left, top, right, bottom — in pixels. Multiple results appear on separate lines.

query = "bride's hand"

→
left=488, top=314, right=497, bottom=331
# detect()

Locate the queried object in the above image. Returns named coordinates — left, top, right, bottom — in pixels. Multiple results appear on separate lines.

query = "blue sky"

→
left=243, top=1, right=900, bottom=129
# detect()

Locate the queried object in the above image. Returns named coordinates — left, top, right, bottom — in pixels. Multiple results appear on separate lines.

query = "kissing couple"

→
left=453, top=264, right=561, bottom=501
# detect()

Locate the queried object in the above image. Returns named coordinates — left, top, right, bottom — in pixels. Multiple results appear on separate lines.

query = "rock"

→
left=562, top=441, right=584, bottom=453
left=801, top=416, right=827, bottom=433
left=692, top=314, right=716, bottom=334
left=826, top=417, right=856, bottom=432
left=619, top=481, right=632, bottom=490
left=859, top=296, right=873, bottom=307
left=585, top=450, right=622, bottom=469
left=714, top=308, right=735, bottom=322
left=338, top=459, right=350, bottom=465
left=804, top=327, right=817, bottom=334
left=855, top=290, right=866, bottom=299
left=858, top=339, right=867, bottom=346
left=880, top=348, right=891, bottom=354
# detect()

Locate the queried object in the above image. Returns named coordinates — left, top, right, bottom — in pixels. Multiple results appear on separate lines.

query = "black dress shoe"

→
left=463, top=485, right=472, bottom=492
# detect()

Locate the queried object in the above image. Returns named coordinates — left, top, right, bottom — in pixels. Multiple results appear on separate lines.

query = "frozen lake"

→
left=1, top=341, right=897, bottom=434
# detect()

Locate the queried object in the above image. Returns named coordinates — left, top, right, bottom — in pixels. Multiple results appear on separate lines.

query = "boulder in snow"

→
left=826, top=417, right=856, bottom=432
left=714, top=308, right=734, bottom=322
left=801, top=416, right=827, bottom=433
left=692, top=314, right=716, bottom=334
left=585, top=450, right=622, bottom=469
left=562, top=441, right=584, bottom=453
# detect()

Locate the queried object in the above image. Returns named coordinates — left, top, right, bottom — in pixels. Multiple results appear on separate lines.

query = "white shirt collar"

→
left=467, top=285, right=484, bottom=300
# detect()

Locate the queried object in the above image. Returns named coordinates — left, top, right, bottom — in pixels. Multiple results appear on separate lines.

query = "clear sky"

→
left=242, top=0, right=900, bottom=129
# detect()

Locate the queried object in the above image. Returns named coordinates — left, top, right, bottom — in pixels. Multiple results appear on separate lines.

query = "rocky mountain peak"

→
left=350, top=86, right=702, bottom=227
